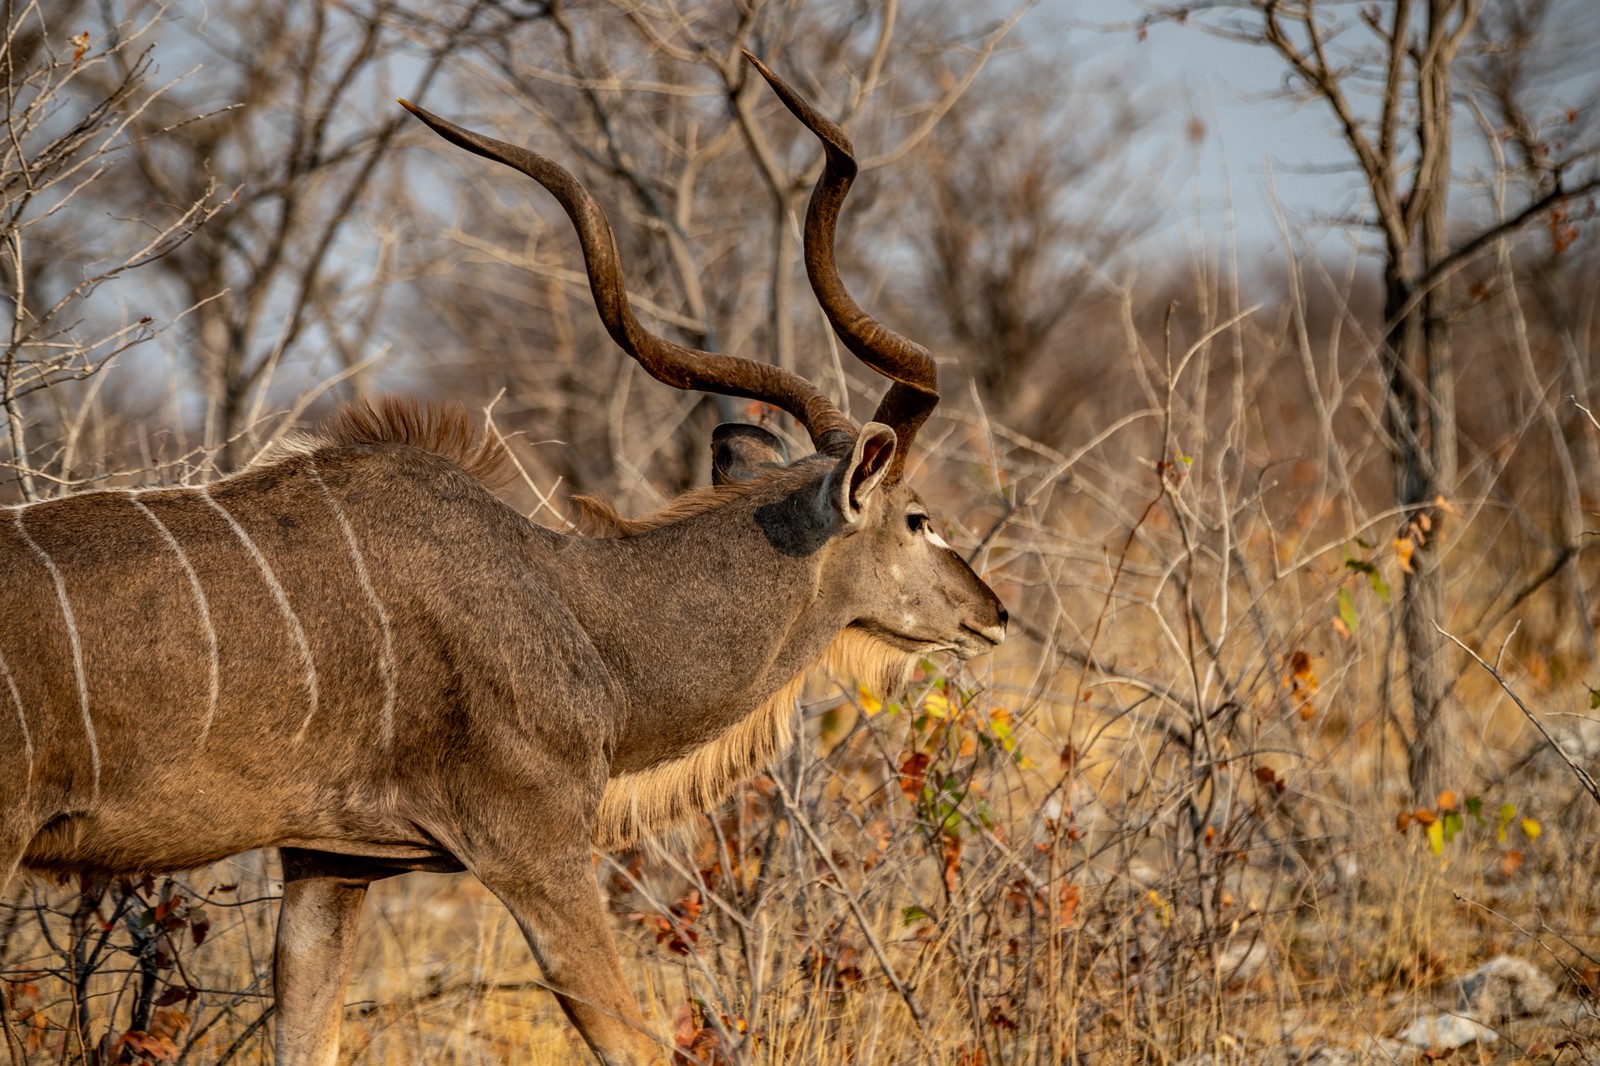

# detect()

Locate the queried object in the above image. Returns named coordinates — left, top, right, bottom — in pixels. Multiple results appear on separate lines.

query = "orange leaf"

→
left=1288, top=650, right=1317, bottom=686
left=1395, top=536, right=1415, bottom=573
left=672, top=1006, right=699, bottom=1048
left=898, top=752, right=931, bottom=804
left=1396, top=810, right=1413, bottom=833
left=675, top=890, right=703, bottom=924
left=941, top=832, right=962, bottom=894
left=1436, top=790, right=1457, bottom=812
left=150, top=1009, right=189, bottom=1040
left=1059, top=882, right=1080, bottom=927
left=115, top=1032, right=180, bottom=1063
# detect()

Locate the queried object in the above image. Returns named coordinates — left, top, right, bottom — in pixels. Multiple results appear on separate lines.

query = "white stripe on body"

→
left=200, top=486, right=321, bottom=743
left=128, top=494, right=222, bottom=746
left=12, top=510, right=99, bottom=795
left=0, top=645, right=33, bottom=790
left=308, top=462, right=398, bottom=749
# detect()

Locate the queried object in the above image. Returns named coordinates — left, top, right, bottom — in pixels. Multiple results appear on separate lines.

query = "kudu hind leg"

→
left=476, top=854, right=664, bottom=1066
left=272, top=849, right=376, bottom=1066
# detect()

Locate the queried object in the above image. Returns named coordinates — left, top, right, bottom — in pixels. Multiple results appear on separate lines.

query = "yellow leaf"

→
left=858, top=686, right=883, bottom=715
left=1147, top=890, right=1171, bottom=928
left=922, top=691, right=951, bottom=719
left=1520, top=817, right=1541, bottom=842
left=1395, top=536, right=1415, bottom=574
left=1426, top=819, right=1445, bottom=855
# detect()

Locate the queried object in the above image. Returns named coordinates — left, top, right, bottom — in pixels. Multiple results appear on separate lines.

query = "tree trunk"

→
left=1399, top=5, right=1462, bottom=803
left=1382, top=267, right=1448, bottom=803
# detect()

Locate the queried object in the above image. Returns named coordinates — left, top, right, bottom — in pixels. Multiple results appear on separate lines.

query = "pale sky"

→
left=1035, top=0, right=1600, bottom=257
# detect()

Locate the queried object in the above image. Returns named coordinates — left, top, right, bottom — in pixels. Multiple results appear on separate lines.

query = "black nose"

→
left=997, top=604, right=1009, bottom=629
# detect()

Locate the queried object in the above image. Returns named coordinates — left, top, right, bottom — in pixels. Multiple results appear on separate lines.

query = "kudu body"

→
left=0, top=57, right=1005, bottom=1066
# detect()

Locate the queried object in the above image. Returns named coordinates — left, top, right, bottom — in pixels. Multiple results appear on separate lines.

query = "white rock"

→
left=1358, top=1036, right=1414, bottom=1063
left=1549, top=715, right=1600, bottom=762
left=1395, top=1013, right=1498, bottom=1049
left=1456, top=955, right=1556, bottom=1020
left=1270, top=1047, right=1364, bottom=1066
left=1218, top=940, right=1272, bottom=984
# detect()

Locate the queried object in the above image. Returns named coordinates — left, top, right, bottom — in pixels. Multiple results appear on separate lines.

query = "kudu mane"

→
left=568, top=469, right=791, bottom=538
left=285, top=396, right=516, bottom=489
left=594, top=627, right=914, bottom=850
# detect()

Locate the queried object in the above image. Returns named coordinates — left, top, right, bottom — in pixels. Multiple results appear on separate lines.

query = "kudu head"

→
left=399, top=54, right=1005, bottom=673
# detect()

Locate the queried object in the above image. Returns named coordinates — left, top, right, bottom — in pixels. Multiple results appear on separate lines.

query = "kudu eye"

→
left=906, top=512, right=928, bottom=534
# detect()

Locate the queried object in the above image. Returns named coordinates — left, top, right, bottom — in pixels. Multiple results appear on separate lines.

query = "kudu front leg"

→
left=273, top=849, right=376, bottom=1066
left=476, top=852, right=664, bottom=1066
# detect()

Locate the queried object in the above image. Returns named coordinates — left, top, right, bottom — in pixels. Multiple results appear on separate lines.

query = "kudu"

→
left=0, top=55, right=1005, bottom=1065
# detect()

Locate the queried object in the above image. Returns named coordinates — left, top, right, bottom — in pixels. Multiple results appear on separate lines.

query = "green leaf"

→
left=1338, top=588, right=1358, bottom=634
left=1355, top=536, right=1375, bottom=550
left=1345, top=557, right=1378, bottom=576
left=1441, top=810, right=1464, bottom=845
left=1590, top=688, right=1600, bottom=710
left=1465, top=796, right=1483, bottom=822
left=1367, top=570, right=1391, bottom=601
left=902, top=906, right=929, bottom=925
left=1497, top=802, right=1517, bottom=843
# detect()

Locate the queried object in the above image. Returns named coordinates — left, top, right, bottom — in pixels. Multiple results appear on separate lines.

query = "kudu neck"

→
left=552, top=472, right=845, bottom=770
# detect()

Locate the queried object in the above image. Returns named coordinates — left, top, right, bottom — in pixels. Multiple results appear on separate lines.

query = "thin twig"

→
left=1436, top=623, right=1600, bottom=808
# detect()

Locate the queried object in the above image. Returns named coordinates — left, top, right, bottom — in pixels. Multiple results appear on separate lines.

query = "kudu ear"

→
left=711, top=423, right=789, bottom=485
left=835, top=423, right=897, bottom=526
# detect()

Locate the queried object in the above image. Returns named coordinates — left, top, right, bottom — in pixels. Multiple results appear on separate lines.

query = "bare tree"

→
left=401, top=0, right=1028, bottom=500
left=1154, top=0, right=1600, bottom=800
left=75, top=0, right=512, bottom=470
left=903, top=49, right=1154, bottom=433
left=0, top=0, right=226, bottom=501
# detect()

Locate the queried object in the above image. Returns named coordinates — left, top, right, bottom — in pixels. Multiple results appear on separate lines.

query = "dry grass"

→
left=4, top=373, right=1598, bottom=1062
